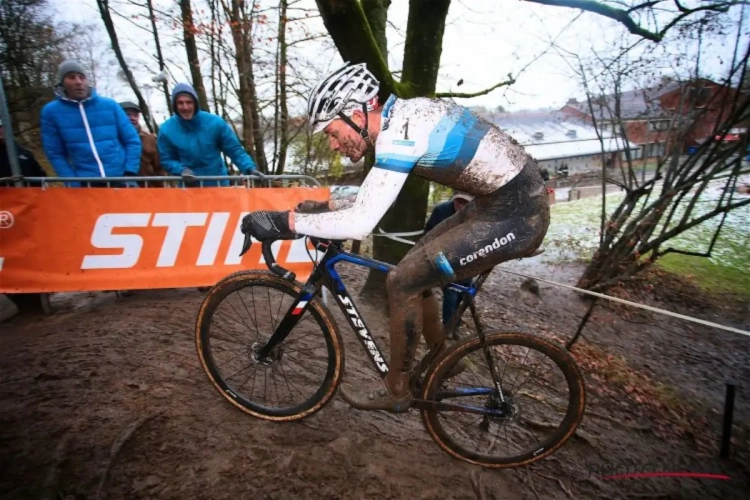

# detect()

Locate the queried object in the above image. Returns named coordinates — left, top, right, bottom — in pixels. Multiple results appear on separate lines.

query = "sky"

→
left=56, top=0, right=748, bottom=124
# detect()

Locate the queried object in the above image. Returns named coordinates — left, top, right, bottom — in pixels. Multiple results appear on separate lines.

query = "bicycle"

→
left=195, top=235, right=586, bottom=468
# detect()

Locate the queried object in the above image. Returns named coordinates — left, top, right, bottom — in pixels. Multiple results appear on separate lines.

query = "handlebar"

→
left=239, top=233, right=296, bottom=281
left=239, top=233, right=344, bottom=282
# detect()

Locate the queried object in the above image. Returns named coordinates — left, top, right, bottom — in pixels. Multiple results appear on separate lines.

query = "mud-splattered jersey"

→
left=293, top=95, right=534, bottom=242
left=374, top=95, right=528, bottom=195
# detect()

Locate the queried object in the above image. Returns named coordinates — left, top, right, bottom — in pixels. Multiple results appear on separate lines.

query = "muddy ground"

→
left=1, top=257, right=748, bottom=499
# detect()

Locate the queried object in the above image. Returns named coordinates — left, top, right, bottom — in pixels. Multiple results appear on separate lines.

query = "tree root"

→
left=519, top=469, right=540, bottom=500
left=469, top=470, right=487, bottom=500
left=39, top=429, right=72, bottom=500
left=96, top=412, right=161, bottom=500
left=580, top=475, right=607, bottom=490
left=538, top=473, right=576, bottom=499
left=585, top=410, right=652, bottom=431
left=625, top=494, right=671, bottom=499
left=524, top=419, right=598, bottom=447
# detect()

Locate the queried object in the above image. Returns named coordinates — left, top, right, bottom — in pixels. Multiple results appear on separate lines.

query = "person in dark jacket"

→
left=0, top=119, right=47, bottom=184
left=40, top=61, right=141, bottom=187
left=119, top=101, right=167, bottom=187
left=424, top=191, right=475, bottom=335
left=157, top=83, right=257, bottom=187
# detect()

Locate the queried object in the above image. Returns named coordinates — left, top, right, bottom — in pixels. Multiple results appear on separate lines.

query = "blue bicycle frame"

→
left=245, top=237, right=508, bottom=415
left=252, top=238, right=479, bottom=379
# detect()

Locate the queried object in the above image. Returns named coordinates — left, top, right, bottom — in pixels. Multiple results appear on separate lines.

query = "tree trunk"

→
left=244, top=5, right=268, bottom=172
left=314, top=0, right=453, bottom=295
left=179, top=0, right=209, bottom=111
left=146, top=0, right=172, bottom=115
left=96, top=0, right=155, bottom=133
left=275, top=0, right=289, bottom=175
left=362, top=0, right=390, bottom=58
left=400, top=0, right=451, bottom=97
left=359, top=0, right=452, bottom=297
left=224, top=0, right=268, bottom=172
left=226, top=0, right=256, bottom=160
left=314, top=0, right=399, bottom=101
left=208, top=0, right=220, bottom=116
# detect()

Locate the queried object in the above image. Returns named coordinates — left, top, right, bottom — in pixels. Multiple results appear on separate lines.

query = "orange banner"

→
left=0, top=186, right=329, bottom=293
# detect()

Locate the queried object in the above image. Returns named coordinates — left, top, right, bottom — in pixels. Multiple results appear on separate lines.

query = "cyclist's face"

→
left=323, top=113, right=367, bottom=163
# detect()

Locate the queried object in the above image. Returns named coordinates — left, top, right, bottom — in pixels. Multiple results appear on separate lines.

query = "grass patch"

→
left=544, top=181, right=750, bottom=285
left=656, top=252, right=750, bottom=298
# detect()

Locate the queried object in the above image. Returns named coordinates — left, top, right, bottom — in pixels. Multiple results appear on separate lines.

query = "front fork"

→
left=254, top=276, right=324, bottom=361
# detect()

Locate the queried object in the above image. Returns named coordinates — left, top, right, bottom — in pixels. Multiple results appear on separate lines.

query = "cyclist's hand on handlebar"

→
left=240, top=210, right=296, bottom=241
left=295, top=199, right=330, bottom=214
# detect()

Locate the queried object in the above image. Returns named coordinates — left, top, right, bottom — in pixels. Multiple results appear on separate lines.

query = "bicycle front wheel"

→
left=421, top=330, right=585, bottom=468
left=196, top=271, right=344, bottom=421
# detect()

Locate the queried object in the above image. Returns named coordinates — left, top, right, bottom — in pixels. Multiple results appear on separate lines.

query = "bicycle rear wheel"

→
left=421, top=330, right=585, bottom=468
left=196, top=271, right=344, bottom=421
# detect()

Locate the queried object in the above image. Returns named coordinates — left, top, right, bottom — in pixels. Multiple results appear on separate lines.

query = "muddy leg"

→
left=383, top=276, right=424, bottom=397
left=421, top=290, right=443, bottom=350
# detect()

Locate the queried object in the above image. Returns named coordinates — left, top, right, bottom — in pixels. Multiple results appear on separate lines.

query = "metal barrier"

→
left=1, top=174, right=322, bottom=188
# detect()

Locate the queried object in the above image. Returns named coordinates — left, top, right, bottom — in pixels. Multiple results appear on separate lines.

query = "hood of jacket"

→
left=171, top=83, right=201, bottom=124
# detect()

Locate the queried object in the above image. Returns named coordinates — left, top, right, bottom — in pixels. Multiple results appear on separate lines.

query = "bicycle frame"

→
left=254, top=240, right=504, bottom=403
left=245, top=237, right=517, bottom=416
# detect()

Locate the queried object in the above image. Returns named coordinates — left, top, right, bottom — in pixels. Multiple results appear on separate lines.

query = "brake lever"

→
left=239, top=232, right=253, bottom=257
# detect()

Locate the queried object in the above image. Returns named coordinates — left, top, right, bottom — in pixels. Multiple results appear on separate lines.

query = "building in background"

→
left=560, top=78, right=744, bottom=161
left=482, top=109, right=637, bottom=178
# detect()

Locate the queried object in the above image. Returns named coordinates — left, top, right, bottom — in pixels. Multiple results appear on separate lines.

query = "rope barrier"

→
left=495, top=267, right=750, bottom=338
left=363, top=229, right=749, bottom=338
left=373, top=228, right=424, bottom=245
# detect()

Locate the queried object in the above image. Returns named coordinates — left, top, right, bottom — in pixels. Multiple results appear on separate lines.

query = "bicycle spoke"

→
left=424, top=332, right=583, bottom=467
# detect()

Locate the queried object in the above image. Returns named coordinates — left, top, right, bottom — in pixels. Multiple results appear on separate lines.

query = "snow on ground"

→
left=544, top=178, right=750, bottom=270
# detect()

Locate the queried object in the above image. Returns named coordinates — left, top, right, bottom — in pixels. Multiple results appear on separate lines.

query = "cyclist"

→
left=240, top=62, right=550, bottom=412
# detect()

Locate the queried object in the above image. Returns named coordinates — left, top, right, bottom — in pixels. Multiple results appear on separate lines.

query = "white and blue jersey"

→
left=374, top=95, right=526, bottom=194
left=294, top=95, right=533, bottom=241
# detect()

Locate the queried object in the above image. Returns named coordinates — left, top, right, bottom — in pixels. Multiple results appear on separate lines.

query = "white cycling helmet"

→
left=307, top=62, right=380, bottom=136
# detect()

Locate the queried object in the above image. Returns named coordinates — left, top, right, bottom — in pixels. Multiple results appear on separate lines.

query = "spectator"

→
left=424, top=191, right=476, bottom=336
left=1, top=118, right=50, bottom=317
left=40, top=60, right=141, bottom=187
left=0, top=118, right=47, bottom=184
left=158, top=83, right=257, bottom=187
left=119, top=101, right=167, bottom=187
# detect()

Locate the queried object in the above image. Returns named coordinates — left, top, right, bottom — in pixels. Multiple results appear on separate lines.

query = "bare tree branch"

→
left=524, top=0, right=731, bottom=42
left=435, top=74, right=516, bottom=98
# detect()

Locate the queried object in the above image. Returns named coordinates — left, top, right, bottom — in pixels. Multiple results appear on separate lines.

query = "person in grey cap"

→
left=40, top=60, right=141, bottom=187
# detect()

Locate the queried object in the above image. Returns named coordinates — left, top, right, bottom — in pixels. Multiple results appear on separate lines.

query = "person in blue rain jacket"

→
left=157, top=83, right=257, bottom=187
left=40, top=61, right=141, bottom=187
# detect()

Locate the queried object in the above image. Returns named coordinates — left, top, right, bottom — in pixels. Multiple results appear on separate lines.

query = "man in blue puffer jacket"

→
left=158, top=83, right=257, bottom=187
left=40, top=61, right=141, bottom=187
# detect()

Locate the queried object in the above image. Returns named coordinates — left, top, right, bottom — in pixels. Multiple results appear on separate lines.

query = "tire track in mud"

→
left=0, top=286, right=530, bottom=499
left=1, top=262, right=748, bottom=499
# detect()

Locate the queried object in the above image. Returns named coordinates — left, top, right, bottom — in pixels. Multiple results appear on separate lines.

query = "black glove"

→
left=295, top=200, right=330, bottom=214
left=241, top=210, right=296, bottom=241
left=181, top=167, right=198, bottom=186
left=248, top=169, right=267, bottom=181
